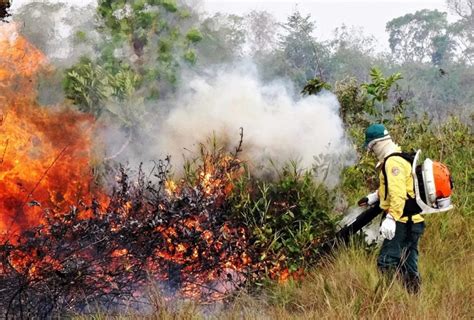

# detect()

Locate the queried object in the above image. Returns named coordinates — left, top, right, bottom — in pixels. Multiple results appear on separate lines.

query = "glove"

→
left=357, top=191, right=379, bottom=207
left=380, top=214, right=396, bottom=240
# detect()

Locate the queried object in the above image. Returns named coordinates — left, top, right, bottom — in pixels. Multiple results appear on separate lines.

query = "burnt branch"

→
left=0, top=150, right=254, bottom=318
left=0, top=1, right=10, bottom=22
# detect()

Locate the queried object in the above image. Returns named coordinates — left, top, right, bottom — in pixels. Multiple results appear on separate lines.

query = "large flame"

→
left=0, top=24, right=100, bottom=240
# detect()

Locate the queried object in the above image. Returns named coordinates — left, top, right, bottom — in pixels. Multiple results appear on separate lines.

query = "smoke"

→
left=12, top=2, right=96, bottom=64
left=113, top=65, right=356, bottom=187
left=340, top=206, right=382, bottom=244
left=10, top=2, right=97, bottom=106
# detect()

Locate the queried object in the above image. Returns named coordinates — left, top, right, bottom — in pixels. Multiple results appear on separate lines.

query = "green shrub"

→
left=231, top=161, right=338, bottom=278
left=186, top=28, right=203, bottom=43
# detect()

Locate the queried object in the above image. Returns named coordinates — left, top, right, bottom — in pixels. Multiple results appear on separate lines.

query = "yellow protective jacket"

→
left=378, top=152, right=424, bottom=223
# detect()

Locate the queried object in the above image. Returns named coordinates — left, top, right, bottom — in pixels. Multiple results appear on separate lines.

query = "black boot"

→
left=403, top=273, right=421, bottom=294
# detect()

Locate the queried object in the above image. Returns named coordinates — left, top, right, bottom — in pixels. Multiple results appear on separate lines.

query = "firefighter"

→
left=359, top=123, right=424, bottom=294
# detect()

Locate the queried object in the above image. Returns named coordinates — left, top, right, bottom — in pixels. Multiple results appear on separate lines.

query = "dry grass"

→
left=219, top=209, right=473, bottom=320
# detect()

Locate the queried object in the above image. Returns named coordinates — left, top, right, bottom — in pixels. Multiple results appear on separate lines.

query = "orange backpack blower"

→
left=413, top=150, right=454, bottom=214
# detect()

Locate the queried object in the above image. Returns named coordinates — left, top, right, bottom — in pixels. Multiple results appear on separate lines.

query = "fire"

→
left=0, top=24, right=103, bottom=241
left=0, top=24, right=309, bottom=317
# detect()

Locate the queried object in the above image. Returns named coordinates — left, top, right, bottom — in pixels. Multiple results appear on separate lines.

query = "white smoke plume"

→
left=135, top=65, right=356, bottom=187
left=340, top=206, right=382, bottom=244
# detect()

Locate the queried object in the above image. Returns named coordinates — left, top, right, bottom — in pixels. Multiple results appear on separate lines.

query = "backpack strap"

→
left=381, top=152, right=412, bottom=201
left=381, top=152, right=421, bottom=218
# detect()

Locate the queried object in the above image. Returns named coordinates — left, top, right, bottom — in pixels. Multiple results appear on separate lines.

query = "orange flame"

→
left=0, top=24, right=103, bottom=241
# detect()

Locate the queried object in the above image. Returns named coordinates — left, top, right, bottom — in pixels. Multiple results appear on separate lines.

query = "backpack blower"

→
left=412, top=150, right=453, bottom=214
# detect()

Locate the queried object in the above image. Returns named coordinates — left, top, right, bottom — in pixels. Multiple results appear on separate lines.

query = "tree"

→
left=95, top=0, right=201, bottom=96
left=386, top=9, right=453, bottom=65
left=326, top=25, right=378, bottom=81
left=0, top=0, right=10, bottom=21
left=195, top=13, right=245, bottom=66
left=277, top=10, right=327, bottom=88
left=447, top=0, right=474, bottom=18
left=245, top=10, right=278, bottom=56
left=447, top=0, right=474, bottom=64
left=362, top=67, right=403, bottom=119
left=64, top=0, right=201, bottom=117
left=14, top=2, right=96, bottom=64
left=330, top=25, right=377, bottom=54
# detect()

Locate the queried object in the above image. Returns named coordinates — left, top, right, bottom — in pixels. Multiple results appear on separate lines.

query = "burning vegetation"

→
left=0, top=0, right=470, bottom=317
left=0, top=151, right=252, bottom=317
left=0, top=25, right=337, bottom=318
left=0, top=24, right=100, bottom=241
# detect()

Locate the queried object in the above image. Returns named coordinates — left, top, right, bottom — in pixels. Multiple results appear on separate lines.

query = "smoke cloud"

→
left=9, top=2, right=356, bottom=187
left=124, top=65, right=356, bottom=187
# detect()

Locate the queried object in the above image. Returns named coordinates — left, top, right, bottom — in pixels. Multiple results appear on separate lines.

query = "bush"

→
left=231, top=161, right=338, bottom=279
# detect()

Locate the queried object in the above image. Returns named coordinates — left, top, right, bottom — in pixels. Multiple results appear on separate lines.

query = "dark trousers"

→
left=377, top=221, right=425, bottom=293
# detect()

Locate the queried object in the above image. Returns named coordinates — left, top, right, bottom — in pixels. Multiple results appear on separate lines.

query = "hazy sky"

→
left=204, top=0, right=451, bottom=51
left=11, top=0, right=452, bottom=51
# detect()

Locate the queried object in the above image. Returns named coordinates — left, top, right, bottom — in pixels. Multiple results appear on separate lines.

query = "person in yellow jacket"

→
left=359, top=123, right=424, bottom=294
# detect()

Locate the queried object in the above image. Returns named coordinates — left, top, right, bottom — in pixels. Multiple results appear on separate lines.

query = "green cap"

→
left=364, top=124, right=390, bottom=149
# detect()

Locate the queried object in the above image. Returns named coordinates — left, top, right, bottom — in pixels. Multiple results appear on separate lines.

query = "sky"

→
left=10, top=0, right=452, bottom=51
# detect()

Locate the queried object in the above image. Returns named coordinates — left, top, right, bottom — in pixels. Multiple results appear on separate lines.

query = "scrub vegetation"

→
left=2, top=0, right=473, bottom=318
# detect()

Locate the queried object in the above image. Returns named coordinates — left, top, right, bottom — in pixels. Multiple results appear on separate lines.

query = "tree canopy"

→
left=386, top=9, right=452, bottom=65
